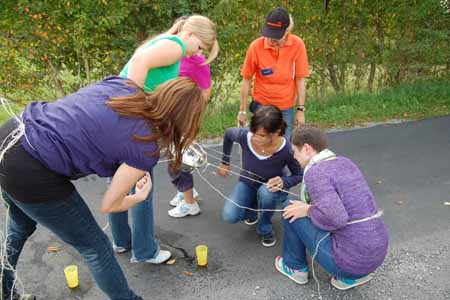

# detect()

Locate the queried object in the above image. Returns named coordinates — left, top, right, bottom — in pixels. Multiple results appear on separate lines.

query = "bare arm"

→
left=127, top=39, right=183, bottom=89
left=101, top=163, right=151, bottom=213
left=237, top=77, right=252, bottom=126
left=295, top=77, right=307, bottom=126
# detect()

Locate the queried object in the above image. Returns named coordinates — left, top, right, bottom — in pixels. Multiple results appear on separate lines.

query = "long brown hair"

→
left=107, top=77, right=207, bottom=170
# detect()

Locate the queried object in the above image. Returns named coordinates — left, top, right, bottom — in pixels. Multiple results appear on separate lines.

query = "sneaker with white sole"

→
left=130, top=250, right=171, bottom=264
left=243, top=215, right=258, bottom=225
left=274, top=256, right=309, bottom=285
left=261, top=231, right=277, bottom=247
left=169, top=189, right=199, bottom=207
left=331, top=274, right=373, bottom=290
left=112, top=243, right=130, bottom=254
left=168, top=200, right=200, bottom=218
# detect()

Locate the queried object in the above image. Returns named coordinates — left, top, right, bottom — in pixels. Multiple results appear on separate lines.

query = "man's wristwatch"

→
left=297, top=105, right=305, bottom=112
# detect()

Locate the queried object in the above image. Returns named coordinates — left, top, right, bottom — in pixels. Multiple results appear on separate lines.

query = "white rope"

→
left=310, top=232, right=330, bottom=300
left=195, top=167, right=285, bottom=212
left=206, top=161, right=300, bottom=198
left=0, top=96, right=27, bottom=299
left=202, top=147, right=266, bottom=181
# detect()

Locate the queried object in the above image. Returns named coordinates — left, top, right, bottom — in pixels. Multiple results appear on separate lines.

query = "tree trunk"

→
left=82, top=46, right=90, bottom=84
left=367, top=62, right=376, bottom=93
left=45, top=58, right=64, bottom=97
left=327, top=63, right=341, bottom=92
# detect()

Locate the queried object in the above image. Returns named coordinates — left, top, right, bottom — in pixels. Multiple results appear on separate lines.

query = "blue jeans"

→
left=1, top=191, right=141, bottom=300
left=250, top=100, right=294, bottom=141
left=222, top=182, right=287, bottom=235
left=108, top=170, right=160, bottom=261
left=282, top=215, right=367, bottom=279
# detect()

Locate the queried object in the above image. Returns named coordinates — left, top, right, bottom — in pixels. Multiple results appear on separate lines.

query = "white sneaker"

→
left=169, top=189, right=199, bottom=207
left=130, top=250, right=172, bottom=264
left=168, top=200, right=200, bottom=218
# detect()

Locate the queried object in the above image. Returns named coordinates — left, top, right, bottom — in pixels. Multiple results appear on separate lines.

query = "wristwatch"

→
left=297, top=105, right=305, bottom=112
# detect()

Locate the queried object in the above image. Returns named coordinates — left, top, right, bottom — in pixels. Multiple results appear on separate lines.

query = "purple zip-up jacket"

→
left=307, top=156, right=389, bottom=275
left=222, top=128, right=302, bottom=190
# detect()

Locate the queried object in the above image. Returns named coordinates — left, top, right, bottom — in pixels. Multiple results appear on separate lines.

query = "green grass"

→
left=200, top=78, right=450, bottom=137
left=1, top=79, right=449, bottom=138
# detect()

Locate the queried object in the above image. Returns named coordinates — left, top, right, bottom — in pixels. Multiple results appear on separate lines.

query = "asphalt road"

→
left=2, top=116, right=450, bottom=300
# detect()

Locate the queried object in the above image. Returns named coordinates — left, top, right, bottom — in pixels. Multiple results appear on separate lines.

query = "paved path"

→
left=3, top=116, right=450, bottom=300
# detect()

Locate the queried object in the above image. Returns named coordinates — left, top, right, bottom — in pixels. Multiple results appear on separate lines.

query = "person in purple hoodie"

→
left=218, top=105, right=302, bottom=247
left=275, top=125, right=389, bottom=290
left=0, top=77, right=207, bottom=300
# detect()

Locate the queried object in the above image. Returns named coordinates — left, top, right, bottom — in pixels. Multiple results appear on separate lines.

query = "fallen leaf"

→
left=47, top=246, right=63, bottom=252
left=166, top=258, right=176, bottom=265
left=444, top=202, right=450, bottom=206
left=183, top=271, right=193, bottom=276
left=376, top=180, right=383, bottom=184
left=395, top=201, right=405, bottom=205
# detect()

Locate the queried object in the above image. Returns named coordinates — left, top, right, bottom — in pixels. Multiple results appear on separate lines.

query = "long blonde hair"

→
left=139, top=15, right=219, bottom=64
left=107, top=78, right=207, bottom=170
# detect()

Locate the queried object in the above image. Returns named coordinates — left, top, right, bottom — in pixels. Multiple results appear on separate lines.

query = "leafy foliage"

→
left=0, top=0, right=449, bottom=105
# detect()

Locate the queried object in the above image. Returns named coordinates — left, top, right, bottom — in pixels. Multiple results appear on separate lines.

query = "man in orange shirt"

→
left=237, top=7, right=309, bottom=139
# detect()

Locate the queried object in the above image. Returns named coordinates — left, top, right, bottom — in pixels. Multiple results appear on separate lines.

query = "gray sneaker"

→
left=274, top=256, right=308, bottom=285
left=331, top=274, right=374, bottom=290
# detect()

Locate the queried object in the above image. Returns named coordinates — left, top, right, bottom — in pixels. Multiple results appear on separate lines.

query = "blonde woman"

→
left=109, top=15, right=219, bottom=264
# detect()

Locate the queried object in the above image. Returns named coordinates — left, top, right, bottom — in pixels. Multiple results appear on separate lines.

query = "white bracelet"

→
left=238, top=111, right=246, bottom=115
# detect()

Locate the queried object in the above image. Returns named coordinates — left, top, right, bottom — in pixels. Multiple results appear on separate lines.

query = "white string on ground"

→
left=311, top=232, right=330, bottom=300
left=195, top=166, right=285, bottom=212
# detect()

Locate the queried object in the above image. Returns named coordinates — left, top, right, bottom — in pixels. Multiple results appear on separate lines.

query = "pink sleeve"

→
left=179, top=55, right=212, bottom=90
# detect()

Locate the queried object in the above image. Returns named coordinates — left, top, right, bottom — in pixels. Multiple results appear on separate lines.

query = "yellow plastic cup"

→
left=64, top=265, right=79, bottom=288
left=195, top=245, right=208, bottom=267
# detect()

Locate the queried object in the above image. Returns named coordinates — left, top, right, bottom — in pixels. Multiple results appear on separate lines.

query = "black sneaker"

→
left=244, top=216, right=258, bottom=225
left=2, top=291, right=36, bottom=300
left=261, top=231, right=276, bottom=247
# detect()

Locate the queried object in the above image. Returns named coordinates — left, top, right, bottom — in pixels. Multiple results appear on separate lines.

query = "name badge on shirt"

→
left=261, top=67, right=274, bottom=76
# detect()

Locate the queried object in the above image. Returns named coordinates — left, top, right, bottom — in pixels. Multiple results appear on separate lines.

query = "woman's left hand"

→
left=295, top=111, right=305, bottom=126
left=135, top=172, right=152, bottom=201
left=267, top=176, right=284, bottom=192
left=283, top=200, right=311, bottom=223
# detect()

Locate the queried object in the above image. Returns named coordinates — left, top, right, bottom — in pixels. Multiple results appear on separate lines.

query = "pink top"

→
left=179, top=55, right=212, bottom=90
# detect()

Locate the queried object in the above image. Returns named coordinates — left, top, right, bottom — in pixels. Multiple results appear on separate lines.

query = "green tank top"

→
left=119, top=35, right=186, bottom=92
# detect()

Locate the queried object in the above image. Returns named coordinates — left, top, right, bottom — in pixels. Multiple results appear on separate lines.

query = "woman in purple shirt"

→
left=0, top=77, right=207, bottom=300
left=218, top=105, right=302, bottom=247
left=276, top=125, right=389, bottom=290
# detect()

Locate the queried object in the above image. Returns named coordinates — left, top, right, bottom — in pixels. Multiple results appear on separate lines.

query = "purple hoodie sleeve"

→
left=222, top=128, right=246, bottom=165
left=306, top=167, right=349, bottom=231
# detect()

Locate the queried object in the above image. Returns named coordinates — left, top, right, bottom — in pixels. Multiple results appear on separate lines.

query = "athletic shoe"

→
left=169, top=189, right=199, bottom=207
left=243, top=216, right=258, bottom=225
left=168, top=200, right=200, bottom=218
left=331, top=274, right=374, bottom=290
left=112, top=243, right=130, bottom=254
left=130, top=250, right=171, bottom=264
left=261, top=231, right=276, bottom=247
left=1, top=291, right=36, bottom=300
left=274, top=256, right=309, bottom=285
